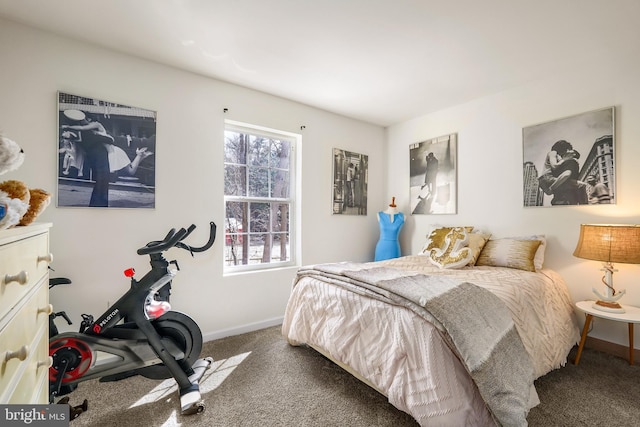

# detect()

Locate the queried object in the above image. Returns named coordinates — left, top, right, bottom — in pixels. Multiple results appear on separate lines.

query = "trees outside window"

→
left=224, top=121, right=297, bottom=271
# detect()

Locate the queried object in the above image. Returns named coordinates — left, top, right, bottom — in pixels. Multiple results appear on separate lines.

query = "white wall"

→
left=0, top=19, right=386, bottom=340
left=386, top=49, right=640, bottom=348
left=5, top=15, right=638, bottom=350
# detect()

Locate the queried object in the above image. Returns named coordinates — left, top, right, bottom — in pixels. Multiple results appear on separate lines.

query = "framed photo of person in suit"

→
left=409, top=133, right=458, bottom=215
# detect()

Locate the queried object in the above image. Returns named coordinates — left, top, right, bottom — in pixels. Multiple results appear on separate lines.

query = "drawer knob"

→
left=38, top=304, right=54, bottom=316
left=4, top=271, right=28, bottom=285
left=38, top=253, right=54, bottom=264
left=5, top=345, right=29, bottom=363
left=37, top=357, right=53, bottom=370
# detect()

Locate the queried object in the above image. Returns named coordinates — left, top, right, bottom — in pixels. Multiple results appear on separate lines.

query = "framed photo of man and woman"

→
left=523, top=107, right=615, bottom=207
left=409, top=133, right=458, bottom=215
left=57, top=91, right=157, bottom=208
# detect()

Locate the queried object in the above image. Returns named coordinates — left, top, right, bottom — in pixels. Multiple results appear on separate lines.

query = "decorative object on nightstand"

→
left=573, top=223, right=640, bottom=313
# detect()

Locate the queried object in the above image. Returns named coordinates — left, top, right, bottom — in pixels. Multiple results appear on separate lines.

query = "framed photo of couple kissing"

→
left=57, top=91, right=157, bottom=209
left=522, top=107, right=615, bottom=207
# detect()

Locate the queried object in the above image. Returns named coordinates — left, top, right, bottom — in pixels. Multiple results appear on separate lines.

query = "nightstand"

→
left=574, top=300, right=640, bottom=365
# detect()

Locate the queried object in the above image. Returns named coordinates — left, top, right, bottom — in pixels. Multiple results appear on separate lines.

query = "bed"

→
left=282, top=229, right=580, bottom=426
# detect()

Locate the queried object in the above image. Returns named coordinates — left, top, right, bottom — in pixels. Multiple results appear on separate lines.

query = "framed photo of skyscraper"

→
left=409, top=133, right=458, bottom=215
left=522, top=107, right=615, bottom=207
left=332, top=148, right=368, bottom=215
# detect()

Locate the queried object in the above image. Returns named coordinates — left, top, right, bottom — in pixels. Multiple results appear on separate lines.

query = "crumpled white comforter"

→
left=282, top=256, right=580, bottom=427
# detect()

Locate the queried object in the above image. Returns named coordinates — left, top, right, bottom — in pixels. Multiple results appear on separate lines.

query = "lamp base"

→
left=592, top=300, right=626, bottom=314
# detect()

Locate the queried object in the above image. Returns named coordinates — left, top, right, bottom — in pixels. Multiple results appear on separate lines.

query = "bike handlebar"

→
left=137, top=221, right=217, bottom=255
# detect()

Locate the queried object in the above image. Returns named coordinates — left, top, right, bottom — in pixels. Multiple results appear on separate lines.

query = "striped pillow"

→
left=475, top=238, right=542, bottom=272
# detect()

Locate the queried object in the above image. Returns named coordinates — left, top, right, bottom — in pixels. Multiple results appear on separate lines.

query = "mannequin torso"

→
left=383, top=206, right=399, bottom=222
left=375, top=199, right=404, bottom=261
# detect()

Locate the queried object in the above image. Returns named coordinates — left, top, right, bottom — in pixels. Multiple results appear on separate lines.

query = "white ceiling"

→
left=0, top=0, right=637, bottom=127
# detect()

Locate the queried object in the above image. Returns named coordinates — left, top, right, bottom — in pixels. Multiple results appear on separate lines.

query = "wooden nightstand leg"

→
left=574, top=314, right=593, bottom=365
left=629, top=323, right=634, bottom=365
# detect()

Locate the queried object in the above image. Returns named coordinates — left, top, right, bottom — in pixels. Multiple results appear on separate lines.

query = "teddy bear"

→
left=19, top=188, right=52, bottom=226
left=0, top=134, right=52, bottom=229
left=0, top=134, right=25, bottom=175
left=0, top=180, right=30, bottom=229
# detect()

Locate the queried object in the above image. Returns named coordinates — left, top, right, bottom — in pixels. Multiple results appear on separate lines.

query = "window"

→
left=223, top=120, right=298, bottom=272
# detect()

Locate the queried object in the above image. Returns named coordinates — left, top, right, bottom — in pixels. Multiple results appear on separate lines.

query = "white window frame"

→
left=223, top=119, right=300, bottom=273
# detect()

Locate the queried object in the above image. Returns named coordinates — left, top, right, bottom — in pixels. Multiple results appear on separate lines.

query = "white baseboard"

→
left=202, top=316, right=284, bottom=342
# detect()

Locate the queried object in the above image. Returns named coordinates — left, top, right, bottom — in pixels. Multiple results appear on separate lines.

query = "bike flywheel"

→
left=49, top=336, right=94, bottom=383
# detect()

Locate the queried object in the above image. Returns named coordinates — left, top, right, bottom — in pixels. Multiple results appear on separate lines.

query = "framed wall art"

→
left=57, top=91, right=157, bottom=208
left=522, top=107, right=615, bottom=207
left=409, top=133, right=458, bottom=214
left=332, top=148, right=368, bottom=215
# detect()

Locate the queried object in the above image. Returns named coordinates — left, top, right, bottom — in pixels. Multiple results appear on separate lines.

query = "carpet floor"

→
left=65, top=325, right=640, bottom=426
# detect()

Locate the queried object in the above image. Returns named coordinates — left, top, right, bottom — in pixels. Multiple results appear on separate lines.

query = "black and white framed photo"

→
left=332, top=148, right=368, bottom=215
left=523, top=107, right=615, bottom=207
left=57, top=91, right=156, bottom=208
left=409, top=133, right=458, bottom=215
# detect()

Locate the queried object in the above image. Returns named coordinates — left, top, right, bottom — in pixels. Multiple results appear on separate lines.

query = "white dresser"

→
left=0, top=223, right=52, bottom=404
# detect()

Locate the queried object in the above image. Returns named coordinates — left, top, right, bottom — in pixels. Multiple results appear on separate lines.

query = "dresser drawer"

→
left=0, top=231, right=51, bottom=320
left=7, top=323, right=50, bottom=404
left=0, top=281, right=49, bottom=401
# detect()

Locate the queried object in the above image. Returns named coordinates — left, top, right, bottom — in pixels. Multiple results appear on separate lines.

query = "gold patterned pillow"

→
left=467, top=232, right=492, bottom=265
left=475, top=238, right=542, bottom=272
left=511, top=235, right=546, bottom=270
left=428, top=227, right=473, bottom=269
left=421, top=226, right=474, bottom=254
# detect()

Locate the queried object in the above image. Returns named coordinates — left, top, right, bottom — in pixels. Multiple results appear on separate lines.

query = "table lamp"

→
left=573, top=224, right=640, bottom=313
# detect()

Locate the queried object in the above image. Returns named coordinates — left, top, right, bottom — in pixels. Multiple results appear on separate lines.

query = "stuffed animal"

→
left=0, top=180, right=51, bottom=229
left=0, top=134, right=25, bottom=175
left=0, top=135, right=51, bottom=229
left=19, top=188, right=51, bottom=226
left=0, top=181, right=30, bottom=229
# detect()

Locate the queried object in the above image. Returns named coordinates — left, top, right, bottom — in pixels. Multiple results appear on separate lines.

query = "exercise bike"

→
left=49, top=221, right=217, bottom=416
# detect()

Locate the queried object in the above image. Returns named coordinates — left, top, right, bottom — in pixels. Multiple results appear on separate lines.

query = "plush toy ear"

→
left=0, top=135, right=25, bottom=175
left=19, top=188, right=52, bottom=226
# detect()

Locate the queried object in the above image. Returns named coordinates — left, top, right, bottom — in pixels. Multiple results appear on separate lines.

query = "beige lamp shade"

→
left=573, top=224, right=640, bottom=264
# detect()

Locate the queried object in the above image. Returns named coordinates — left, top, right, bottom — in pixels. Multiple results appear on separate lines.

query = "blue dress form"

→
left=374, top=211, right=404, bottom=261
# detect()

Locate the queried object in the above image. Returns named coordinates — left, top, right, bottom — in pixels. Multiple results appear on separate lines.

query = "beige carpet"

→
left=64, top=325, right=640, bottom=427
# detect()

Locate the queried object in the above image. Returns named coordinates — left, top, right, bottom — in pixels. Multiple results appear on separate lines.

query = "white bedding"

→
left=282, top=256, right=580, bottom=426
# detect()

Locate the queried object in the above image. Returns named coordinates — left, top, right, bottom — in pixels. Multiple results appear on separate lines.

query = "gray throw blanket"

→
left=295, top=262, right=537, bottom=427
